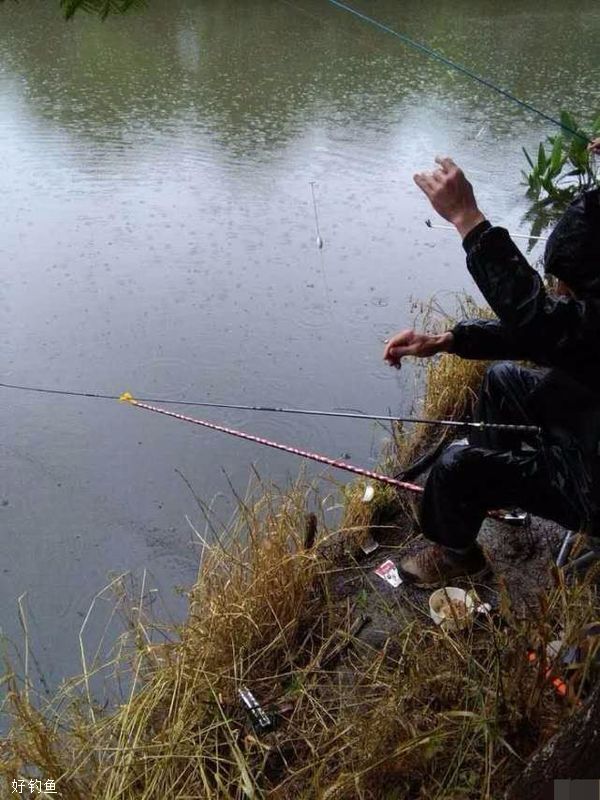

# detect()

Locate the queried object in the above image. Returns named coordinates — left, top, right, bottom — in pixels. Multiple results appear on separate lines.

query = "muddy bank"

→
left=319, top=513, right=569, bottom=652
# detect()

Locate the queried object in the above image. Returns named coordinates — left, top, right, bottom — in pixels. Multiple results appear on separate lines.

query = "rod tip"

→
left=119, top=391, right=136, bottom=404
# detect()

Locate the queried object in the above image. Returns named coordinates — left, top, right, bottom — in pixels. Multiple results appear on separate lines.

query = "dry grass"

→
left=1, top=295, right=598, bottom=799
left=2, top=508, right=598, bottom=799
left=340, top=478, right=404, bottom=550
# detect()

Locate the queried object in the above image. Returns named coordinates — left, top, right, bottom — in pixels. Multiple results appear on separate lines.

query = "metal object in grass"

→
left=557, top=531, right=600, bottom=573
left=496, top=509, right=530, bottom=525
left=238, top=686, right=275, bottom=733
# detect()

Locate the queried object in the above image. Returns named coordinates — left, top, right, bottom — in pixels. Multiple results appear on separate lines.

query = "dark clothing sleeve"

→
left=449, top=221, right=536, bottom=361
left=446, top=220, right=600, bottom=523
left=450, top=318, right=535, bottom=361
left=460, top=223, right=600, bottom=371
left=462, top=219, right=492, bottom=252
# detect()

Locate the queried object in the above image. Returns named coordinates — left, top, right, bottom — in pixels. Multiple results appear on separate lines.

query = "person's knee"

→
left=433, top=443, right=481, bottom=478
left=482, top=361, right=518, bottom=393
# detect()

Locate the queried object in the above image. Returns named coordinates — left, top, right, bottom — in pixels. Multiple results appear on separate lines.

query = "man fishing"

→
left=384, top=145, right=600, bottom=587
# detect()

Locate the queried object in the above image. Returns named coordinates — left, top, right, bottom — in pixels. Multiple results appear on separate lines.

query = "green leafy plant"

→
left=522, top=110, right=599, bottom=206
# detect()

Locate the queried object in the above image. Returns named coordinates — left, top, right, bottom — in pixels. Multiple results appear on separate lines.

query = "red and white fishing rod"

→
left=119, top=392, right=518, bottom=522
left=120, top=392, right=422, bottom=493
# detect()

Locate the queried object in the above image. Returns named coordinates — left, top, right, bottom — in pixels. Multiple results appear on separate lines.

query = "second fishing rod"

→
left=0, top=380, right=542, bottom=435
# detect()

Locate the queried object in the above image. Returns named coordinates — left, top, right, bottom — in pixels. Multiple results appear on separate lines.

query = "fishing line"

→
left=309, top=181, right=324, bottom=250
left=425, top=219, right=548, bottom=243
left=308, top=179, right=335, bottom=315
left=0, top=381, right=541, bottom=434
left=324, top=0, right=591, bottom=143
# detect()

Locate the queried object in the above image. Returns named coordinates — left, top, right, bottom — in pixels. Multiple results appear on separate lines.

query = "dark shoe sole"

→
left=402, top=563, right=492, bottom=590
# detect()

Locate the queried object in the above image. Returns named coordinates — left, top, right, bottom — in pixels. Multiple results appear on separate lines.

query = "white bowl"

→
left=429, top=586, right=476, bottom=630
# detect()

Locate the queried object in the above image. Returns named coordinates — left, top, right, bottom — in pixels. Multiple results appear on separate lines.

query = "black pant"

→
left=421, top=362, right=584, bottom=550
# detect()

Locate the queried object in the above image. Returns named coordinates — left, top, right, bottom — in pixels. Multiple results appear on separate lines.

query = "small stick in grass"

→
left=304, top=513, right=318, bottom=550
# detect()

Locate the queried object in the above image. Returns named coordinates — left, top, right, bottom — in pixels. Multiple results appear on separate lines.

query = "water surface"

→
left=1, top=0, right=599, bottom=684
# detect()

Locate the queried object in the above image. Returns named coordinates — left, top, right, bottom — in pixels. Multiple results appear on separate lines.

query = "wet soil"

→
left=319, top=514, right=570, bottom=652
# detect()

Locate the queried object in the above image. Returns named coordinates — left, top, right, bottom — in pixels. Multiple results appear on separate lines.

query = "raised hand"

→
left=413, top=156, right=485, bottom=238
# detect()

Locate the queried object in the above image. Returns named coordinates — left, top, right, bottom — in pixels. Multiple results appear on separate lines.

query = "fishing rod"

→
left=425, top=219, right=548, bottom=243
left=119, top=393, right=520, bottom=522
left=120, top=392, right=421, bottom=492
left=0, top=381, right=542, bottom=435
left=324, top=0, right=591, bottom=144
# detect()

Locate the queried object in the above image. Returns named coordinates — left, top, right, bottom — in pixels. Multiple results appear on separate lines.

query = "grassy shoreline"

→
left=2, top=306, right=599, bottom=799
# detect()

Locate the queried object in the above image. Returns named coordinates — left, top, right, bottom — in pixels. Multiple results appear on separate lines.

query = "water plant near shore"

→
left=522, top=111, right=599, bottom=207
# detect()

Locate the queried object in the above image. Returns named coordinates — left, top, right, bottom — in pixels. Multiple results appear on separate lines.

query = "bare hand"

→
left=589, top=138, right=600, bottom=155
left=383, top=330, right=453, bottom=368
left=413, top=156, right=485, bottom=238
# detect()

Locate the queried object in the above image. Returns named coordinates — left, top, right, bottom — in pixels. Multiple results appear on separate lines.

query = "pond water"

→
left=1, top=0, right=599, bottom=685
